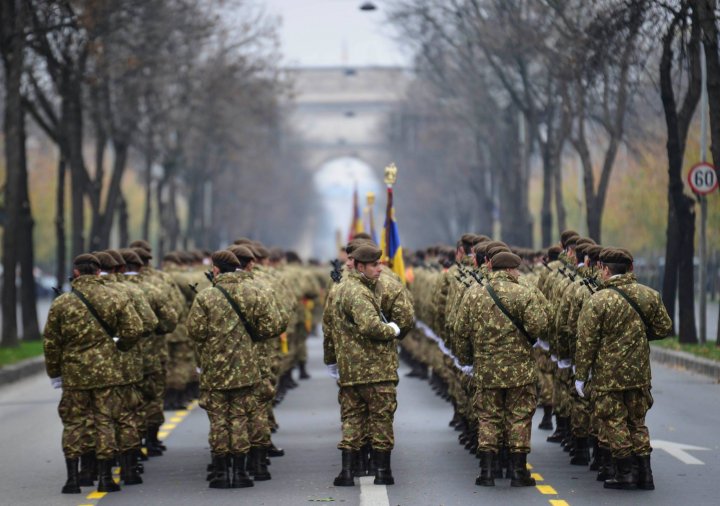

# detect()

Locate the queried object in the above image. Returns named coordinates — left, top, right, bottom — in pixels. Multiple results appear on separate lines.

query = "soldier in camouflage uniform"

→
left=575, top=248, right=672, bottom=491
left=187, top=250, right=284, bottom=489
left=44, top=254, right=144, bottom=494
left=325, top=244, right=404, bottom=487
left=454, top=251, right=549, bottom=488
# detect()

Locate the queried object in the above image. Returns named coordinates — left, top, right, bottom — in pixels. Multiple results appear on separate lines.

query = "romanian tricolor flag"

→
left=348, top=184, right=365, bottom=241
left=380, top=186, right=406, bottom=284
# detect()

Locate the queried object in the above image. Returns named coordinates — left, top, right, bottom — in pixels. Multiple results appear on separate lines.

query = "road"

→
left=0, top=333, right=718, bottom=506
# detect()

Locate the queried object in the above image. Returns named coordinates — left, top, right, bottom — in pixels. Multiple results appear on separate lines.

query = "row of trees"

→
left=0, top=0, right=312, bottom=347
left=387, top=0, right=720, bottom=344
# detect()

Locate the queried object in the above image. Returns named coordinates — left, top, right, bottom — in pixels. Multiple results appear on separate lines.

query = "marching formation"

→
left=43, top=239, right=326, bottom=493
left=402, top=230, right=673, bottom=490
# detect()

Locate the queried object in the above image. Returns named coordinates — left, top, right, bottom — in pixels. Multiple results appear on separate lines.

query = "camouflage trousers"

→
left=475, top=383, right=537, bottom=454
left=140, top=371, right=166, bottom=427
left=201, top=387, right=260, bottom=455
left=166, top=341, right=195, bottom=391
left=338, top=382, right=397, bottom=452
left=570, top=379, right=593, bottom=438
left=58, top=385, right=141, bottom=459
left=250, top=378, right=276, bottom=447
left=552, top=366, right=573, bottom=417
left=534, top=348, right=554, bottom=407
left=594, top=388, right=653, bottom=459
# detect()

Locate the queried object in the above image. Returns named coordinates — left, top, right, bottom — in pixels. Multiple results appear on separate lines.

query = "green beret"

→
left=575, top=243, right=592, bottom=261
left=233, top=237, right=252, bottom=245
left=105, top=249, right=126, bottom=266
left=491, top=251, right=522, bottom=270
left=227, top=245, right=255, bottom=261
left=133, top=247, right=152, bottom=261
left=213, top=250, right=241, bottom=269
left=251, top=241, right=270, bottom=260
left=547, top=245, right=562, bottom=260
left=129, top=239, right=152, bottom=252
left=587, top=245, right=603, bottom=262
left=346, top=238, right=374, bottom=255
left=560, top=229, right=579, bottom=247
left=92, top=251, right=119, bottom=270
left=600, top=247, right=633, bottom=265
left=487, top=245, right=511, bottom=259
left=353, top=232, right=373, bottom=241
left=352, top=244, right=382, bottom=263
left=73, top=253, right=100, bottom=268
left=120, top=248, right=143, bottom=267
left=269, top=247, right=284, bottom=261
left=163, top=252, right=183, bottom=264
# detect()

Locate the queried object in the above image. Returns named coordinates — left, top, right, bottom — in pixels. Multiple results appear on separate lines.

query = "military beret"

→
left=346, top=238, right=374, bottom=255
left=353, top=232, right=373, bottom=241
left=129, top=239, right=152, bottom=252
left=487, top=245, right=511, bottom=259
left=73, top=253, right=100, bottom=268
left=547, top=245, right=562, bottom=260
left=251, top=241, right=270, bottom=260
left=233, top=237, right=252, bottom=245
left=163, top=252, right=183, bottom=264
left=227, top=245, right=255, bottom=261
left=475, top=234, right=491, bottom=243
left=576, top=237, right=596, bottom=247
left=212, top=250, right=241, bottom=269
left=460, top=233, right=479, bottom=246
left=600, top=247, right=633, bottom=265
left=472, top=240, right=490, bottom=258
left=93, top=251, right=119, bottom=270
left=120, top=248, right=143, bottom=267
left=352, top=244, right=382, bottom=263
left=587, top=245, right=603, bottom=262
left=565, top=235, right=579, bottom=248
left=483, top=240, right=508, bottom=253
left=491, top=251, right=522, bottom=269
left=105, top=249, right=126, bottom=266
left=560, top=230, right=579, bottom=247
left=133, top=247, right=153, bottom=261
left=269, top=247, right=284, bottom=261
left=574, top=242, right=592, bottom=261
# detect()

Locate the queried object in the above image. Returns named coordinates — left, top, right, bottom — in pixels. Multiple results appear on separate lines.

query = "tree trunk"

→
left=63, top=85, right=88, bottom=258
left=662, top=199, right=679, bottom=334
left=142, top=140, right=153, bottom=241
left=540, top=145, right=553, bottom=246
left=55, top=157, right=67, bottom=289
left=1, top=0, right=26, bottom=348
left=91, top=141, right=129, bottom=250
left=553, top=151, right=567, bottom=237
left=117, top=191, right=129, bottom=247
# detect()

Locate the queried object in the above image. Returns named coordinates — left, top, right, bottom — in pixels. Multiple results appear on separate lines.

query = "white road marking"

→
left=359, top=476, right=390, bottom=506
left=652, top=439, right=710, bottom=465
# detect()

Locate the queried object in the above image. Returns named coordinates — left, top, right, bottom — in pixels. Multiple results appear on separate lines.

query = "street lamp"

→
left=359, top=2, right=377, bottom=11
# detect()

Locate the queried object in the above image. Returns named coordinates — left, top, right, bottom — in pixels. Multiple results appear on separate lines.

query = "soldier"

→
left=575, top=248, right=672, bottom=491
left=454, top=251, right=549, bottom=488
left=326, top=244, right=403, bottom=487
left=187, top=250, right=284, bottom=489
left=44, top=254, right=143, bottom=494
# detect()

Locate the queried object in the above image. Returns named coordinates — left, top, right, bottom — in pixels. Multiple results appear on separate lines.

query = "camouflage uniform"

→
left=575, top=273, right=672, bottom=459
left=453, top=270, right=548, bottom=454
left=44, top=275, right=143, bottom=459
left=187, top=271, right=284, bottom=456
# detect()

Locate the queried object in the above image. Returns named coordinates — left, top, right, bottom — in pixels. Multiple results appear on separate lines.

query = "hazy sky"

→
left=261, top=0, right=409, bottom=67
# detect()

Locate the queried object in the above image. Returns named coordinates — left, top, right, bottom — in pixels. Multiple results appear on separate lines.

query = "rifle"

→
left=188, top=283, right=199, bottom=294
left=204, top=270, right=215, bottom=284
left=330, top=259, right=343, bottom=284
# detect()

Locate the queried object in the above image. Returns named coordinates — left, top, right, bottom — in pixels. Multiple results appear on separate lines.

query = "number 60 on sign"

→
left=688, top=162, right=719, bottom=195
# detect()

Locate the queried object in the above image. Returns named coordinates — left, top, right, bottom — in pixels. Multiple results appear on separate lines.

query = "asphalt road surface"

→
left=0, top=333, right=718, bottom=506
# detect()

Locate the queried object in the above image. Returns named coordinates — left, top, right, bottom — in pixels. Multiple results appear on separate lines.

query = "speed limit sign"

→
left=688, top=162, right=718, bottom=195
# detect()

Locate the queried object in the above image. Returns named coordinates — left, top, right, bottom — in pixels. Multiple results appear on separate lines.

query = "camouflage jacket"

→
left=575, top=273, right=672, bottom=390
left=322, top=277, right=345, bottom=365
left=43, top=275, right=143, bottom=389
left=186, top=271, right=284, bottom=390
left=332, top=271, right=399, bottom=386
left=378, top=266, right=416, bottom=338
left=454, top=270, right=547, bottom=389
left=249, top=267, right=290, bottom=377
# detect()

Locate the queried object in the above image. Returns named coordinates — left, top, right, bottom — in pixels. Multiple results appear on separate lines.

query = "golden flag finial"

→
left=384, top=163, right=398, bottom=186
left=366, top=192, right=375, bottom=205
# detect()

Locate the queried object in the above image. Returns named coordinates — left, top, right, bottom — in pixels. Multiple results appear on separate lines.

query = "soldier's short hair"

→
left=73, top=254, right=100, bottom=275
left=212, top=250, right=241, bottom=273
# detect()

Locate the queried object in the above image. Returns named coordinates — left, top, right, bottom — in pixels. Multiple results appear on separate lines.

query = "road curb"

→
left=0, top=355, right=45, bottom=387
left=651, top=345, right=720, bottom=382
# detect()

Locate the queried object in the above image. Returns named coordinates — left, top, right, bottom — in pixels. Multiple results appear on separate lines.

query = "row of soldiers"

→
left=402, top=230, right=672, bottom=490
left=44, top=239, right=326, bottom=493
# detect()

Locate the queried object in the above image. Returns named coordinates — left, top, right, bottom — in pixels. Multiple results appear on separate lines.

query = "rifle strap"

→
left=215, top=285, right=259, bottom=342
left=607, top=286, right=660, bottom=341
left=485, top=283, right=535, bottom=347
left=72, top=288, right=115, bottom=337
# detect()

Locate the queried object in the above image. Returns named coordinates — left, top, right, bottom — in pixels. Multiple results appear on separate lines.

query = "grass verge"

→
left=651, top=336, right=720, bottom=362
left=0, top=340, right=44, bottom=368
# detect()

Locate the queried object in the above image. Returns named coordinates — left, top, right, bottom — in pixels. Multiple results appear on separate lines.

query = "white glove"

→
left=326, top=363, right=339, bottom=380
left=572, top=365, right=576, bottom=375
left=50, top=377, right=62, bottom=389
left=195, top=367, right=202, bottom=374
left=558, top=359, right=572, bottom=369
left=575, top=380, right=585, bottom=398
left=461, top=365, right=473, bottom=376
left=550, top=354, right=558, bottom=363
left=533, top=339, right=550, bottom=351
left=112, top=336, right=120, bottom=343
left=387, top=322, right=401, bottom=337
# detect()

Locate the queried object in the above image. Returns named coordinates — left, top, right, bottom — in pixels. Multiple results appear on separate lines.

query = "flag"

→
left=380, top=186, right=406, bottom=284
left=347, top=184, right=365, bottom=241
left=366, top=192, right=378, bottom=244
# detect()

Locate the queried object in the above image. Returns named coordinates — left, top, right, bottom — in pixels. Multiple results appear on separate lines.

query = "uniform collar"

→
left=605, top=272, right=636, bottom=288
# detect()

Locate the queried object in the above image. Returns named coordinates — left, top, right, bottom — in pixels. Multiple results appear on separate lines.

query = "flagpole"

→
left=383, top=163, right=398, bottom=267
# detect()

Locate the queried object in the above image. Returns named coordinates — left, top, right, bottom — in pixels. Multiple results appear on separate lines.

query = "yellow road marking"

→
left=112, top=468, right=120, bottom=475
left=549, top=501, right=570, bottom=506
left=158, top=431, right=169, bottom=438
left=526, top=462, right=533, bottom=470
left=86, top=491, right=107, bottom=499
left=531, top=472, right=544, bottom=481
left=170, top=416, right=183, bottom=423
left=79, top=504, right=94, bottom=506
left=161, top=423, right=176, bottom=430
left=537, top=485, right=557, bottom=495
left=175, top=410, right=188, bottom=416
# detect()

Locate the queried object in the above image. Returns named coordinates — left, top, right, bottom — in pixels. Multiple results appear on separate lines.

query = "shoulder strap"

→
left=485, top=283, right=535, bottom=346
left=215, top=285, right=260, bottom=342
left=72, top=288, right=115, bottom=337
left=607, top=286, right=661, bottom=341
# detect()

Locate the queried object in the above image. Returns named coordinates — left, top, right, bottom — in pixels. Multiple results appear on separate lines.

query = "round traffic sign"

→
left=688, top=162, right=718, bottom=195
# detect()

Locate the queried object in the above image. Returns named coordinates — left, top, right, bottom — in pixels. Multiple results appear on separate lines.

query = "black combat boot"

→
left=120, top=451, right=143, bottom=485
left=509, top=453, right=536, bottom=487
left=133, top=450, right=144, bottom=474
left=78, top=452, right=96, bottom=486
left=268, top=441, right=285, bottom=457
left=352, top=447, right=368, bottom=477
left=250, top=446, right=271, bottom=481
left=61, top=458, right=82, bottom=494
left=538, top=405, right=554, bottom=430
left=146, top=425, right=166, bottom=455
left=635, top=454, right=654, bottom=490
left=547, top=416, right=568, bottom=443
left=570, top=437, right=590, bottom=466
left=492, top=447, right=505, bottom=479
left=604, top=456, right=637, bottom=490
left=208, top=454, right=231, bottom=489
left=96, top=459, right=120, bottom=493
left=596, top=448, right=614, bottom=481
left=231, top=454, right=254, bottom=488
left=373, top=450, right=395, bottom=485
left=333, top=450, right=356, bottom=486
left=475, top=452, right=495, bottom=487
left=589, top=438, right=600, bottom=470
left=298, top=361, right=311, bottom=380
